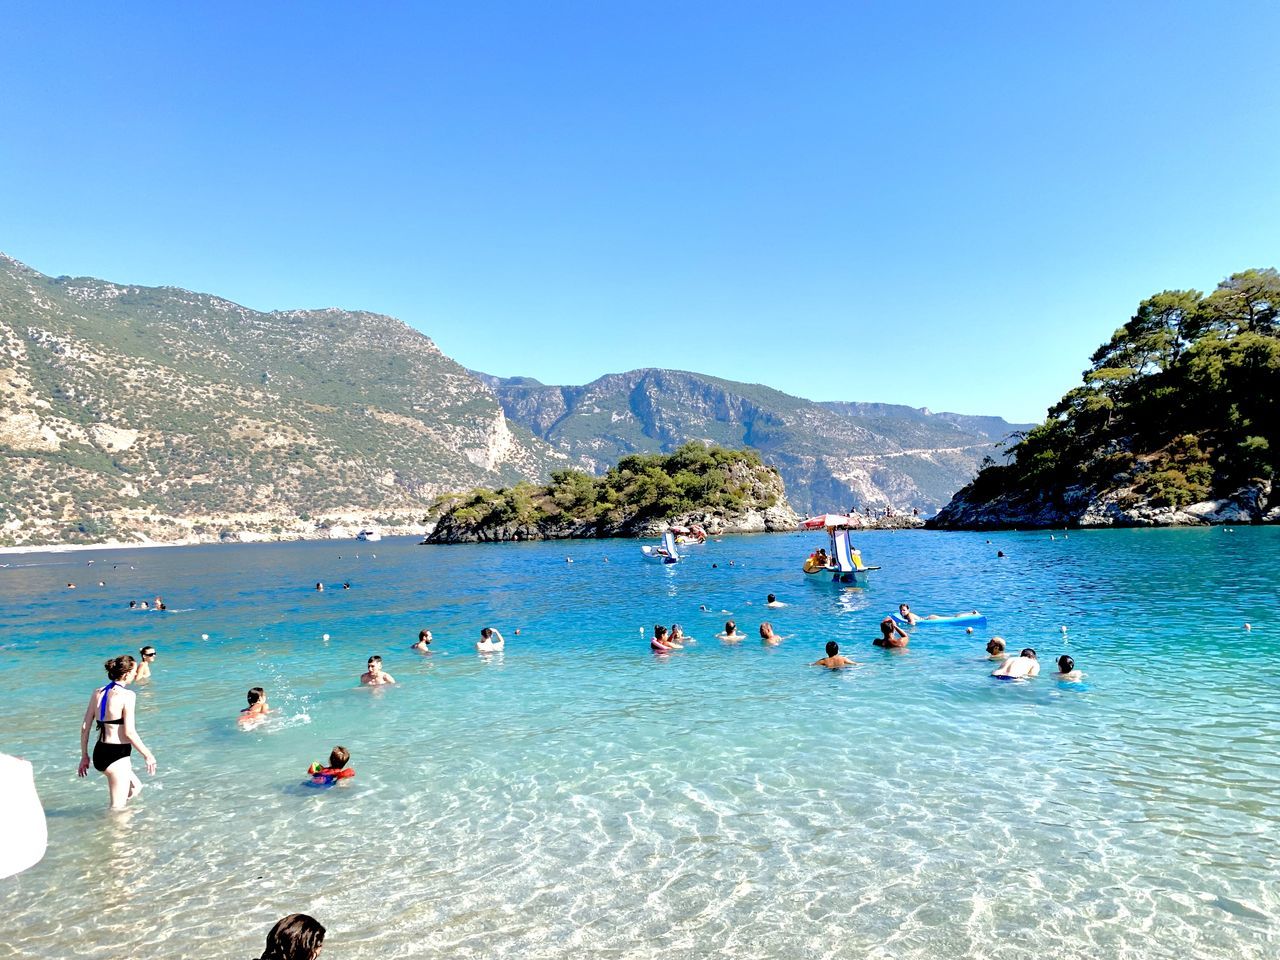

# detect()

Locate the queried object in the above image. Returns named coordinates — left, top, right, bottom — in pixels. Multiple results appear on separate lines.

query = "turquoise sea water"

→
left=1, top=528, right=1278, bottom=959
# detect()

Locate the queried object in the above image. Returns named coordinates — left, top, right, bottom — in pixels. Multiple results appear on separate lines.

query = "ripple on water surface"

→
left=1, top=528, right=1278, bottom=959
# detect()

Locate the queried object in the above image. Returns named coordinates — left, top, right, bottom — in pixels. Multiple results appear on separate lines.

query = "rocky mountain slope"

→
left=931, top=268, right=1280, bottom=529
left=0, top=254, right=562, bottom=546
left=475, top=370, right=1031, bottom=516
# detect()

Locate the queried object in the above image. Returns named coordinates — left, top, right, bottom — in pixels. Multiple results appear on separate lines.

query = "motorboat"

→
left=356, top=527, right=382, bottom=542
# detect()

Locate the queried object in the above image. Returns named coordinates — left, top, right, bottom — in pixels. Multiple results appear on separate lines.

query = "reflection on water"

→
left=0, top=527, right=1278, bottom=959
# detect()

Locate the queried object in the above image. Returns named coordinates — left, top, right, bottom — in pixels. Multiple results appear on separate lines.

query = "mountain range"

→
left=0, top=253, right=1029, bottom=546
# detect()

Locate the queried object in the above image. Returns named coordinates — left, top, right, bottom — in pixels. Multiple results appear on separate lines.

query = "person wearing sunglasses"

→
left=135, top=646, right=157, bottom=681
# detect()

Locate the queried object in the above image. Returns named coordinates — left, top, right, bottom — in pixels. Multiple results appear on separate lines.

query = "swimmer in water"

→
left=985, top=637, right=1008, bottom=661
left=898, top=603, right=979, bottom=624
left=759, top=622, right=787, bottom=646
left=476, top=628, right=505, bottom=653
left=239, top=687, right=270, bottom=723
left=411, top=629, right=432, bottom=653
left=717, top=620, right=744, bottom=643
left=361, top=655, right=396, bottom=685
left=992, top=648, right=1039, bottom=679
left=874, top=617, right=909, bottom=648
left=1054, top=655, right=1085, bottom=682
left=128, top=600, right=137, bottom=609
left=766, top=594, right=787, bottom=608
left=669, top=623, right=694, bottom=645
left=651, top=624, right=682, bottom=652
left=812, top=640, right=855, bottom=670
left=135, top=646, right=156, bottom=681
left=315, top=582, right=324, bottom=592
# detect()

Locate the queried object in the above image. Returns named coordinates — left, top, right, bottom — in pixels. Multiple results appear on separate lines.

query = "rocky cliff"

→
left=476, top=370, right=1031, bottom=517
left=0, top=253, right=562, bottom=547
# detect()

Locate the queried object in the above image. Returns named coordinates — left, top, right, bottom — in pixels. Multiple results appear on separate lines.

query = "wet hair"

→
left=986, top=637, right=1006, bottom=654
left=759, top=622, right=772, bottom=638
left=418, top=629, right=431, bottom=644
left=880, top=618, right=897, bottom=637
left=1057, top=655, right=1074, bottom=673
left=480, top=627, right=493, bottom=640
left=654, top=624, right=668, bottom=639
left=104, top=655, right=136, bottom=681
left=825, top=641, right=839, bottom=657
left=1020, top=648, right=1037, bottom=659
left=367, top=655, right=382, bottom=666
left=329, top=746, right=350, bottom=769
left=767, top=594, right=776, bottom=603
left=725, top=620, right=735, bottom=633
left=247, top=687, right=265, bottom=705
left=257, top=913, right=326, bottom=960
left=128, top=600, right=137, bottom=608
left=899, top=603, right=910, bottom=613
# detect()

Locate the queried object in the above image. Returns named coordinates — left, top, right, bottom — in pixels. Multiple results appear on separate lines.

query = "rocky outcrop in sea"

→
left=930, top=479, right=1275, bottom=530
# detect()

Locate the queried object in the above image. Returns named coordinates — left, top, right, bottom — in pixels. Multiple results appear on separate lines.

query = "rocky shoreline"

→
left=930, top=480, right=1276, bottom=530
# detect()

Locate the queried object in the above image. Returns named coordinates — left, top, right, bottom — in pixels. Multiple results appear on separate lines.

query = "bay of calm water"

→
left=1, top=528, right=1277, bottom=959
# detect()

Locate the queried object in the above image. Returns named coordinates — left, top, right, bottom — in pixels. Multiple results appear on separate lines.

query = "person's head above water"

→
left=767, top=594, right=776, bottom=603
left=1057, top=655, right=1074, bottom=673
left=759, top=622, right=773, bottom=638
left=257, top=912, right=326, bottom=960
left=1020, top=648, right=1037, bottom=659
left=654, top=624, right=668, bottom=640
left=247, top=687, right=265, bottom=705
left=825, top=640, right=839, bottom=658
left=480, top=627, right=493, bottom=640
left=328, top=745, right=350, bottom=769
left=104, top=655, right=136, bottom=681
left=418, top=629, right=432, bottom=644
left=725, top=620, right=736, bottom=633
left=367, top=656, right=383, bottom=670
left=899, top=604, right=911, bottom=614
left=880, top=619, right=898, bottom=638
left=986, top=637, right=1006, bottom=655
left=139, top=645, right=156, bottom=660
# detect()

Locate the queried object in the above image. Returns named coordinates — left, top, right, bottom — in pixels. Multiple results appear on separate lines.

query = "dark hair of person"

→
left=140, top=646, right=155, bottom=657
left=367, top=655, right=382, bottom=665
left=725, top=620, right=735, bottom=633
left=825, top=640, right=839, bottom=657
left=1057, top=655, right=1074, bottom=672
left=257, top=913, right=326, bottom=960
left=329, top=746, right=350, bottom=769
left=767, top=594, right=776, bottom=603
left=1021, top=648, right=1037, bottom=659
left=654, top=624, right=667, bottom=639
left=104, top=655, right=136, bottom=680
left=481, top=627, right=492, bottom=640
left=247, top=687, right=265, bottom=705
left=986, top=637, right=1005, bottom=654
left=880, top=618, right=897, bottom=636
left=418, top=630, right=431, bottom=643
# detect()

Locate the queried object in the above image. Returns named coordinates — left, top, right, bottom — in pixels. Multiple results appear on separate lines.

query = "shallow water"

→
left=1, top=528, right=1277, bottom=959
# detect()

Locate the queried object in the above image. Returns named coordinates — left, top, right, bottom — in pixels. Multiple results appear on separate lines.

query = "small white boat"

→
left=356, top=527, right=382, bottom=542
left=641, top=531, right=682, bottom=564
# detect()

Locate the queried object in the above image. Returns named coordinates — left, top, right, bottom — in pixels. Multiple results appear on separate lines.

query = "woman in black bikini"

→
left=77, top=655, right=157, bottom=809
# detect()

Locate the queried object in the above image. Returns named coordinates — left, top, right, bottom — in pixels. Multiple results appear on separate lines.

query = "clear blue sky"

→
left=2, top=2, right=1277, bottom=423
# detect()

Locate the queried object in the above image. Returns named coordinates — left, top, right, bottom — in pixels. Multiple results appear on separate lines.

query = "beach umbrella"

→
left=0, top=753, right=47, bottom=879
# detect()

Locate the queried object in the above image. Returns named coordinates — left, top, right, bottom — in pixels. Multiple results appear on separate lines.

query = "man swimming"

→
left=985, top=637, right=1009, bottom=660
left=411, top=630, right=432, bottom=653
left=758, top=622, right=786, bottom=646
left=991, top=648, right=1039, bottom=679
left=765, top=594, right=787, bottom=608
left=361, top=655, right=396, bottom=685
left=898, top=603, right=980, bottom=624
left=717, top=620, right=745, bottom=643
left=1054, top=655, right=1084, bottom=681
left=874, top=617, right=909, bottom=648
left=812, top=640, right=855, bottom=669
